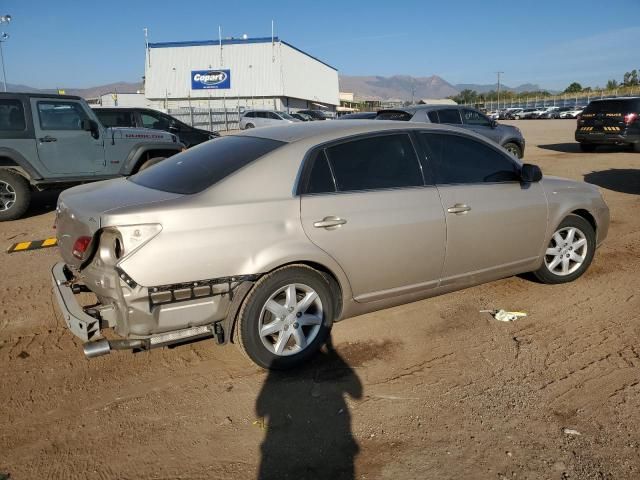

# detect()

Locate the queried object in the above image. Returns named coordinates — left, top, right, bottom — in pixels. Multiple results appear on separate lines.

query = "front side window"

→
left=141, top=112, right=169, bottom=130
left=0, top=99, right=26, bottom=131
left=420, top=132, right=519, bottom=184
left=96, top=110, right=135, bottom=128
left=37, top=101, right=88, bottom=130
left=325, top=134, right=423, bottom=192
left=266, top=112, right=281, bottom=120
left=437, top=109, right=462, bottom=125
left=244, top=112, right=255, bottom=118
left=461, top=109, right=491, bottom=127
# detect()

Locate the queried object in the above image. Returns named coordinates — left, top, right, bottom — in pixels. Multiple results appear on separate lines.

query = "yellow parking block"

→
left=7, top=237, right=58, bottom=254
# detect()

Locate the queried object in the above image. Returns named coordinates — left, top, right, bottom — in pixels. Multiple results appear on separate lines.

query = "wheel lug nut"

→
left=293, top=322, right=299, bottom=329
left=296, top=312, right=302, bottom=318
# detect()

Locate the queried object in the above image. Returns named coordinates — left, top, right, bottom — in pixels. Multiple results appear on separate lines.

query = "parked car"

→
left=375, top=105, right=525, bottom=158
left=296, top=109, right=332, bottom=120
left=52, top=120, right=609, bottom=369
left=576, top=97, right=640, bottom=152
left=240, top=110, right=300, bottom=129
left=504, top=108, right=524, bottom=120
left=554, top=106, right=575, bottom=118
left=561, top=106, right=585, bottom=119
left=536, top=107, right=560, bottom=119
left=0, top=93, right=184, bottom=221
left=513, top=108, right=539, bottom=119
left=93, top=107, right=219, bottom=148
left=337, top=112, right=377, bottom=120
left=290, top=112, right=313, bottom=122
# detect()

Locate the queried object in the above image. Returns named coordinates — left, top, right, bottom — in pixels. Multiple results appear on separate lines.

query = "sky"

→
left=1, top=0, right=638, bottom=91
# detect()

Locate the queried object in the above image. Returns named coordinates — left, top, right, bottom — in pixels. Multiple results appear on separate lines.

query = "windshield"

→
left=277, top=112, right=296, bottom=120
left=130, top=135, right=285, bottom=194
left=584, top=100, right=640, bottom=114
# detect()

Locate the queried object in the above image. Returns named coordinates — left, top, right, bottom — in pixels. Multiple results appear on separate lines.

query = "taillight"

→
left=624, top=113, right=638, bottom=125
left=72, top=236, right=92, bottom=259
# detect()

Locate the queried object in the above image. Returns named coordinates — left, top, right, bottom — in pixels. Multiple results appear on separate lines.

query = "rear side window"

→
left=420, top=133, right=519, bottom=184
left=131, top=136, right=285, bottom=194
left=95, top=110, right=135, bottom=128
left=325, top=134, right=423, bottom=192
left=437, top=109, right=462, bottom=124
left=427, top=111, right=440, bottom=123
left=0, top=99, right=26, bottom=131
left=305, top=150, right=336, bottom=194
left=375, top=110, right=413, bottom=121
left=37, top=101, right=88, bottom=130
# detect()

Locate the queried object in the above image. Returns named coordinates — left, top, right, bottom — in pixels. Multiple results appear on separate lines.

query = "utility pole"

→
left=0, top=14, right=11, bottom=92
left=496, top=71, right=503, bottom=111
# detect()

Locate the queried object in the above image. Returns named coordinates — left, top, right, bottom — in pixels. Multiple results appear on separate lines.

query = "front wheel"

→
left=0, top=170, right=31, bottom=221
left=244, top=123, right=255, bottom=129
left=236, top=265, right=334, bottom=369
left=532, top=214, right=596, bottom=284
left=503, top=142, right=523, bottom=159
left=137, top=157, right=165, bottom=172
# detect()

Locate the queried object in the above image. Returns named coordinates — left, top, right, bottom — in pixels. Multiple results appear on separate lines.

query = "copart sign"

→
left=191, top=70, right=231, bottom=90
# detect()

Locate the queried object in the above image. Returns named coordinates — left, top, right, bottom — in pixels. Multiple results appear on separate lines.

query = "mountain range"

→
left=4, top=76, right=547, bottom=101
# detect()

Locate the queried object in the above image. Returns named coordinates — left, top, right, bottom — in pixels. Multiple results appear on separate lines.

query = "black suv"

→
left=576, top=98, right=640, bottom=152
left=93, top=107, right=219, bottom=148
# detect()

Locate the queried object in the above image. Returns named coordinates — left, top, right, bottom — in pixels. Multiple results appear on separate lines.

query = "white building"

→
left=144, top=36, right=339, bottom=112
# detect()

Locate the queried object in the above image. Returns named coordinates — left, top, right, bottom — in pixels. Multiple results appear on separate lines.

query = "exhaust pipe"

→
left=82, top=325, right=213, bottom=358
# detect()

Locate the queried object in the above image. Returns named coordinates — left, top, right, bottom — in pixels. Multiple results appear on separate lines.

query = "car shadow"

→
left=21, top=189, right=62, bottom=219
left=255, top=335, right=363, bottom=480
left=538, top=143, right=631, bottom=153
left=584, top=169, right=640, bottom=195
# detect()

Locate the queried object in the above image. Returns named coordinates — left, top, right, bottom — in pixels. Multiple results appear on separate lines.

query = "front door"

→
left=300, top=133, right=446, bottom=301
left=418, top=131, right=547, bottom=288
left=31, top=99, right=103, bottom=176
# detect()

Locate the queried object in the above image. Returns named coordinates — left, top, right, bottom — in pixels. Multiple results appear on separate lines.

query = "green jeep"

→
left=0, top=92, right=184, bottom=221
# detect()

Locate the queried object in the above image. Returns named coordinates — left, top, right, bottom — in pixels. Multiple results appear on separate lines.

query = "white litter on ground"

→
left=481, top=309, right=528, bottom=322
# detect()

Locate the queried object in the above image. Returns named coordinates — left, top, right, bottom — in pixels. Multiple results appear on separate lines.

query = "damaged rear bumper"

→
left=51, top=261, right=256, bottom=358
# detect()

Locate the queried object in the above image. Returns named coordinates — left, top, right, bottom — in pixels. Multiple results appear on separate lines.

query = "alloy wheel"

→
left=544, top=226, right=588, bottom=276
left=258, top=283, right=323, bottom=356
left=0, top=181, right=16, bottom=211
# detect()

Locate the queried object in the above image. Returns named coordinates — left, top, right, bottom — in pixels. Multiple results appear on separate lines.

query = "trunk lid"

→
left=55, top=178, right=182, bottom=268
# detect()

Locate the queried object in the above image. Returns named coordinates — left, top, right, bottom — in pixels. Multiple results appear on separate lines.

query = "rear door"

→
left=418, top=131, right=547, bottom=288
left=30, top=98, right=104, bottom=176
left=460, top=108, right=501, bottom=144
left=300, top=132, right=446, bottom=301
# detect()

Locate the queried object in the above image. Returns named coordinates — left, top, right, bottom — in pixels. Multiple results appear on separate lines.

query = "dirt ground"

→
left=1, top=119, right=639, bottom=480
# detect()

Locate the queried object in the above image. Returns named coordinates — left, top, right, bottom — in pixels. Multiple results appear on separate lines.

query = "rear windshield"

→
left=375, top=110, right=413, bottom=121
left=130, top=135, right=285, bottom=194
left=584, top=99, right=640, bottom=113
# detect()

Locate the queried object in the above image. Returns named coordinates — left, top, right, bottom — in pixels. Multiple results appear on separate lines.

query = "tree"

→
left=606, top=79, right=619, bottom=90
left=624, top=71, right=632, bottom=86
left=564, top=82, right=583, bottom=93
left=632, top=70, right=639, bottom=86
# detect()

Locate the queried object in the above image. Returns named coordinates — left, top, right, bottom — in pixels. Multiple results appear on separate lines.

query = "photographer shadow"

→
left=256, top=336, right=363, bottom=480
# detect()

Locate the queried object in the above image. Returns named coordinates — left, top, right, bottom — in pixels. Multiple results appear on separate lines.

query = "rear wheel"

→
left=0, top=170, right=30, bottom=221
left=236, top=265, right=334, bottom=369
left=503, top=142, right=523, bottom=159
left=633, top=143, right=640, bottom=153
left=579, top=143, right=597, bottom=152
left=532, top=214, right=596, bottom=284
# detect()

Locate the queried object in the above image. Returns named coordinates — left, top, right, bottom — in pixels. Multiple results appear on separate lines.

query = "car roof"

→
left=0, top=92, right=83, bottom=101
left=232, top=119, right=490, bottom=145
left=378, top=104, right=465, bottom=114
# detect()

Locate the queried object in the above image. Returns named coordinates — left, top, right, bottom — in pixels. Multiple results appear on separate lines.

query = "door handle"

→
left=313, top=216, right=347, bottom=229
left=38, top=136, right=57, bottom=143
left=447, top=204, right=471, bottom=214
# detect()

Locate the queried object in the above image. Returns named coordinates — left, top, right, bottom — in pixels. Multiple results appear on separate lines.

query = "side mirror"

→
left=81, top=119, right=99, bottom=138
left=520, top=163, right=542, bottom=183
left=490, top=119, right=498, bottom=128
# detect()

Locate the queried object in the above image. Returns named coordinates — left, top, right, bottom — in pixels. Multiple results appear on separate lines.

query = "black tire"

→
left=579, top=143, right=597, bottom=153
left=236, top=265, right=334, bottom=370
left=532, top=214, right=596, bottom=284
left=503, top=142, right=523, bottom=159
left=245, top=123, right=255, bottom=129
left=633, top=143, right=640, bottom=153
left=0, top=170, right=31, bottom=221
left=137, top=157, right=165, bottom=172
